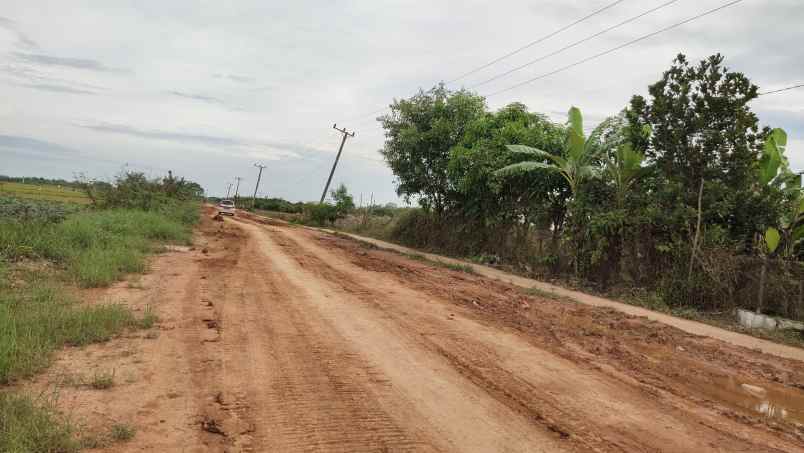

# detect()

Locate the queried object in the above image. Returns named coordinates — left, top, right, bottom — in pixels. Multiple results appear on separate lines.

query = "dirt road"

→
left=32, top=211, right=804, bottom=452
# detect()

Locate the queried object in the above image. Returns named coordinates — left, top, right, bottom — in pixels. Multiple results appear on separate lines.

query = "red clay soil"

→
left=19, top=208, right=804, bottom=452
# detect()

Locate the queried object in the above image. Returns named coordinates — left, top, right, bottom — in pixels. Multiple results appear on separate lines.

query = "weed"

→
left=78, top=433, right=108, bottom=449
left=135, top=306, right=158, bottom=329
left=0, top=393, right=79, bottom=453
left=109, top=423, right=136, bottom=442
left=523, top=286, right=577, bottom=304
left=90, top=369, right=115, bottom=390
left=440, top=261, right=475, bottom=274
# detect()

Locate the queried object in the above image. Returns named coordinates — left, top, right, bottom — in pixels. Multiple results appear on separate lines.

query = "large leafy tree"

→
left=379, top=84, right=486, bottom=213
left=626, top=53, right=769, bottom=242
left=447, top=102, right=567, bottom=228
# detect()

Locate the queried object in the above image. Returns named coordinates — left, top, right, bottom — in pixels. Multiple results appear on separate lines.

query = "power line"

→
left=483, top=0, right=744, bottom=98
left=758, top=83, right=804, bottom=96
left=446, top=0, right=628, bottom=84
left=470, top=0, right=681, bottom=90
left=347, top=0, right=629, bottom=123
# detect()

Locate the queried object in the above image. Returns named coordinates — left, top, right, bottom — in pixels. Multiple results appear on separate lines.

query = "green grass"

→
left=1, top=207, right=194, bottom=287
left=0, top=182, right=90, bottom=205
left=109, top=423, right=136, bottom=442
left=0, top=277, right=152, bottom=384
left=0, top=393, right=79, bottom=453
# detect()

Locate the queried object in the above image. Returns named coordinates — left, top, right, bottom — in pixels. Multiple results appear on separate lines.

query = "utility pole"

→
left=252, top=163, right=267, bottom=210
left=226, top=182, right=233, bottom=198
left=320, top=123, right=355, bottom=204
left=233, top=177, right=242, bottom=207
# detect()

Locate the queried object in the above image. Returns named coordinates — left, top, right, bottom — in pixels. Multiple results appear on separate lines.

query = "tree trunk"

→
left=756, top=256, right=768, bottom=314
left=688, top=178, right=704, bottom=282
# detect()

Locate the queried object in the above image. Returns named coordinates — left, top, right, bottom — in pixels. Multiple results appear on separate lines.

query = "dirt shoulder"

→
left=317, top=228, right=804, bottom=362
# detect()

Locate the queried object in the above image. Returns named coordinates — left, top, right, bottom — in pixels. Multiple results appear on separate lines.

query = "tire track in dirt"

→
left=260, top=221, right=804, bottom=452
left=238, top=220, right=573, bottom=452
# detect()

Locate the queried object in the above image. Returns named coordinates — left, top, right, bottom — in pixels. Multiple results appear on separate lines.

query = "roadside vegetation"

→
left=381, top=53, right=803, bottom=329
left=290, top=53, right=803, bottom=340
left=0, top=170, right=201, bottom=450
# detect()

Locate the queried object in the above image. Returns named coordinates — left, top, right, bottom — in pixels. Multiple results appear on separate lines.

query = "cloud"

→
left=213, top=73, right=255, bottom=83
left=20, top=83, right=97, bottom=95
left=168, top=90, right=224, bottom=105
left=0, top=16, right=37, bottom=49
left=76, top=121, right=335, bottom=160
left=78, top=122, right=244, bottom=147
left=0, top=135, right=78, bottom=157
left=13, top=52, right=123, bottom=73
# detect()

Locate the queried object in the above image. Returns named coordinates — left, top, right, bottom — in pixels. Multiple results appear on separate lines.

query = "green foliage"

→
left=330, top=184, right=355, bottom=216
left=83, top=171, right=203, bottom=211
left=380, top=83, right=486, bottom=212
left=765, top=227, right=781, bottom=253
left=0, top=393, right=79, bottom=453
left=497, top=106, right=600, bottom=195
left=109, top=423, right=137, bottom=442
left=0, top=275, right=150, bottom=383
left=0, top=196, right=81, bottom=223
left=302, top=184, right=355, bottom=226
left=759, top=128, right=788, bottom=186
left=302, top=203, right=340, bottom=226
left=627, top=53, right=770, bottom=245
left=109, top=424, right=136, bottom=442
left=374, top=52, right=803, bottom=319
left=0, top=208, right=195, bottom=287
left=249, top=197, right=304, bottom=213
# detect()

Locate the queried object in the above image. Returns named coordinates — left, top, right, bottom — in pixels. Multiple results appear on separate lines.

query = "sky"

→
left=0, top=0, right=802, bottom=204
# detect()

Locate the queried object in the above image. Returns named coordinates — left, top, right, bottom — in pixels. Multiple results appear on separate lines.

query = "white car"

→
left=217, top=199, right=236, bottom=216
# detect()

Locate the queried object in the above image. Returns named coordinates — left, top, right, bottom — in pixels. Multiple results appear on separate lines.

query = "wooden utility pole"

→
left=252, top=163, right=267, bottom=209
left=226, top=182, right=233, bottom=198
left=233, top=177, right=243, bottom=207
left=320, top=124, right=355, bottom=204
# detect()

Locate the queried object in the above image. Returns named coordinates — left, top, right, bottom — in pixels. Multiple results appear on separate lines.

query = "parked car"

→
left=218, top=199, right=236, bottom=216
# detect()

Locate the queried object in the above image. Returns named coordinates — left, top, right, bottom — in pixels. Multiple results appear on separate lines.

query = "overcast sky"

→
left=1, top=0, right=802, bottom=203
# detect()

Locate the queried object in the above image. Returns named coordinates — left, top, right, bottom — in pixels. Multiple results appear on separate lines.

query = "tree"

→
left=496, top=106, right=600, bottom=195
left=379, top=84, right=486, bottom=213
left=447, top=102, right=567, bottom=228
left=330, top=183, right=355, bottom=217
left=626, top=53, right=769, bottom=243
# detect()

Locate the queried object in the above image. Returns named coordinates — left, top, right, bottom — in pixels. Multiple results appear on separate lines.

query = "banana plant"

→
left=605, top=142, right=650, bottom=209
left=495, top=106, right=600, bottom=195
left=757, top=128, right=803, bottom=257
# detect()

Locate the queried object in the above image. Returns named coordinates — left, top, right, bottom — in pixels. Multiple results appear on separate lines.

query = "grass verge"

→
left=0, top=392, right=79, bottom=453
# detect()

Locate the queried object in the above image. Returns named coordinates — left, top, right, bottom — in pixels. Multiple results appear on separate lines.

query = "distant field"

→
left=0, top=182, right=90, bottom=204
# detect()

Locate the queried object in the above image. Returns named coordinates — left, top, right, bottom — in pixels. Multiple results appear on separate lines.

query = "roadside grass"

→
left=1, top=207, right=195, bottom=287
left=0, top=392, right=79, bottom=453
left=0, top=276, right=153, bottom=384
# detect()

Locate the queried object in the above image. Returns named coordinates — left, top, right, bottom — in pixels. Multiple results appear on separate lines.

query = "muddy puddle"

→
left=697, top=375, right=804, bottom=426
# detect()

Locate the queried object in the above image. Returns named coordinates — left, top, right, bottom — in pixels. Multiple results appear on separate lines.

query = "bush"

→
left=302, top=203, right=340, bottom=226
